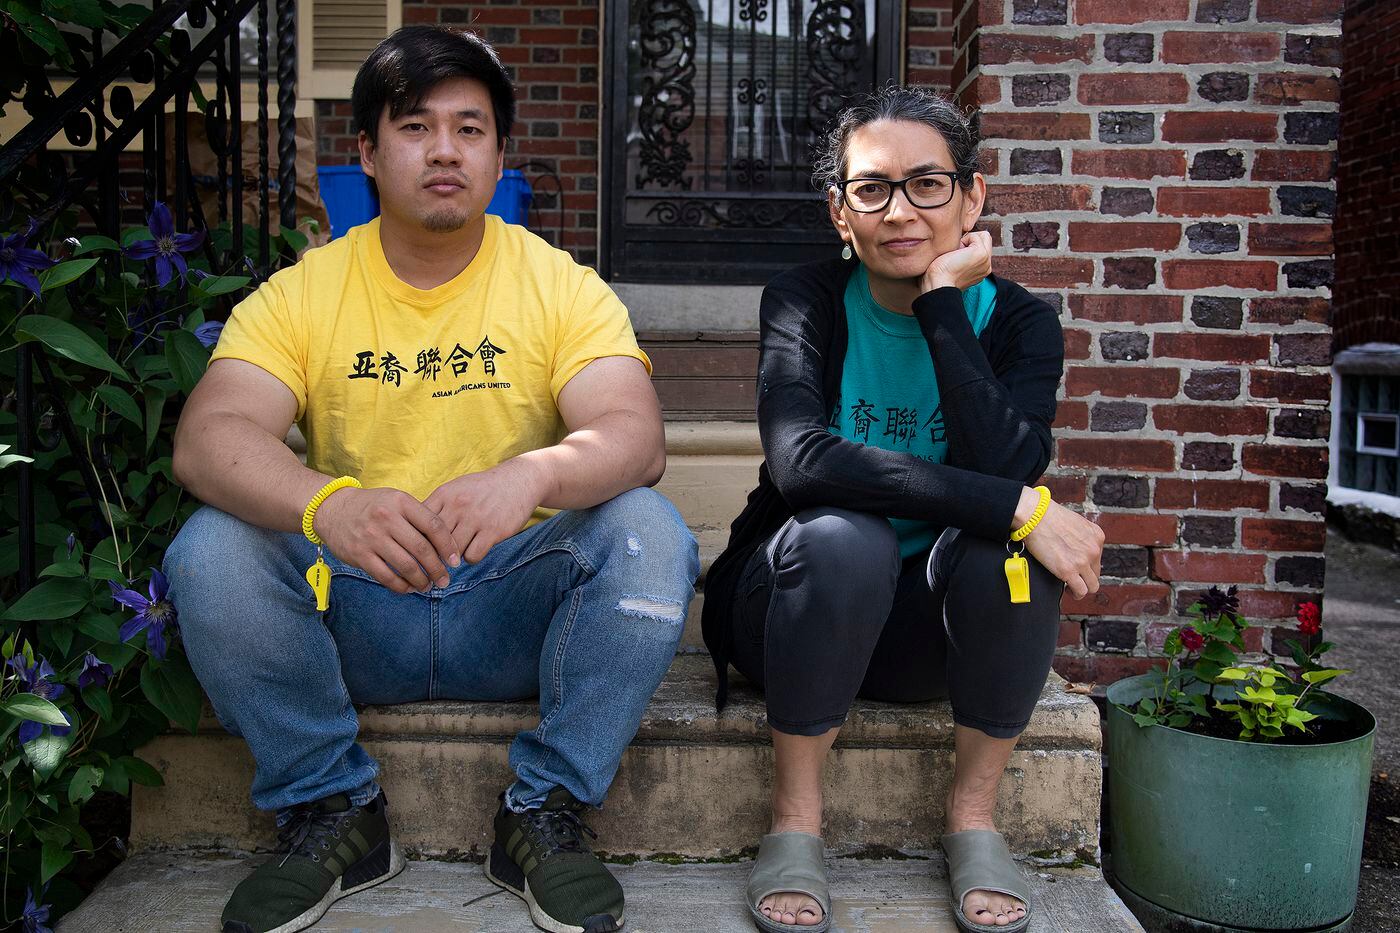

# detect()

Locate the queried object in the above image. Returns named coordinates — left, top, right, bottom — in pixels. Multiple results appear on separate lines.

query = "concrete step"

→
left=59, top=849, right=1144, bottom=932
left=131, top=656, right=1102, bottom=860
left=655, top=421, right=762, bottom=653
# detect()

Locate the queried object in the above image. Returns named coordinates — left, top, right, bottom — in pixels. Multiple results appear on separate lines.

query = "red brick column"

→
left=1333, top=0, right=1400, bottom=350
left=317, top=1, right=602, bottom=265
left=949, top=0, right=1339, bottom=684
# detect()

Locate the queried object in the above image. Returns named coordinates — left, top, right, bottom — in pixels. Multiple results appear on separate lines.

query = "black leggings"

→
left=727, top=507, right=1063, bottom=739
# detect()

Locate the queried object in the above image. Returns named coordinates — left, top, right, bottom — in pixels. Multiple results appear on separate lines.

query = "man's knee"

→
left=164, top=507, right=287, bottom=634
left=590, top=487, right=699, bottom=575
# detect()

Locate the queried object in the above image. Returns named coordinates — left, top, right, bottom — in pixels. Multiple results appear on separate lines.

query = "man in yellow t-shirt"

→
left=164, top=26, right=698, bottom=933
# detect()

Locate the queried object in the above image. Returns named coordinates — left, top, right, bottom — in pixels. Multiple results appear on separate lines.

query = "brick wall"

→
left=316, top=0, right=603, bottom=265
left=908, top=0, right=958, bottom=89
left=1333, top=0, right=1400, bottom=350
left=950, top=0, right=1339, bottom=685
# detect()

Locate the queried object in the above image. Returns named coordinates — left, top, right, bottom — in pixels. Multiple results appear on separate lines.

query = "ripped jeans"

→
left=164, top=487, right=699, bottom=818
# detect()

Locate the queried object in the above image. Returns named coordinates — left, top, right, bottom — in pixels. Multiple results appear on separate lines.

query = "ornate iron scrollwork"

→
left=733, top=157, right=769, bottom=186
left=645, top=197, right=828, bottom=229
left=635, top=0, right=697, bottom=190
left=739, top=0, right=770, bottom=23
left=806, top=0, right=868, bottom=136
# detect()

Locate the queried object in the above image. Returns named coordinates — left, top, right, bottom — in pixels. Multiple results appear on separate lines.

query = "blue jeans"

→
left=164, top=487, right=699, bottom=818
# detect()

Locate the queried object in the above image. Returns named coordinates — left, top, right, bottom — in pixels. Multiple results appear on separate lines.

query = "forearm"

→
left=508, top=407, right=665, bottom=511
left=172, top=412, right=333, bottom=532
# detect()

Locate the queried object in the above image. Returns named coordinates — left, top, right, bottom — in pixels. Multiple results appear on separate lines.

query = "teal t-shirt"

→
left=827, top=265, right=998, bottom=559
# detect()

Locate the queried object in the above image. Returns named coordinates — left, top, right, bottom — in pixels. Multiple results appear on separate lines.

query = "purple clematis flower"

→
left=110, top=568, right=177, bottom=660
left=0, top=226, right=57, bottom=298
left=77, top=651, right=114, bottom=691
left=124, top=202, right=205, bottom=287
left=21, top=886, right=52, bottom=933
left=6, top=656, right=72, bottom=745
left=194, top=320, right=224, bottom=348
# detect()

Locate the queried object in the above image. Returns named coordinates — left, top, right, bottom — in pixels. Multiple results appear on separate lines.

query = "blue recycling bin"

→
left=317, top=165, right=532, bottom=236
left=317, top=165, right=378, bottom=239
left=486, top=169, right=532, bottom=224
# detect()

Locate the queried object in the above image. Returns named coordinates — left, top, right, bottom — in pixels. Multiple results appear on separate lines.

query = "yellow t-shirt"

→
left=211, top=215, right=651, bottom=525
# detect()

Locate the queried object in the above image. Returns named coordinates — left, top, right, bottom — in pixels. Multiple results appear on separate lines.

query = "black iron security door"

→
left=602, top=0, right=901, bottom=283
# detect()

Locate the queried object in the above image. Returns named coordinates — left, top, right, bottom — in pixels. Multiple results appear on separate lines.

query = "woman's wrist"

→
left=1012, top=485, right=1041, bottom=529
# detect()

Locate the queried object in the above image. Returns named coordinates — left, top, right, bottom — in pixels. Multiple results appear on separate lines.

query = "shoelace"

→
left=277, top=805, right=349, bottom=867
left=522, top=807, right=598, bottom=859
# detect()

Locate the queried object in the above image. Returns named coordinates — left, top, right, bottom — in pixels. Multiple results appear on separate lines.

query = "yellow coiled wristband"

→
left=1010, top=485, right=1051, bottom=542
left=301, top=476, right=361, bottom=544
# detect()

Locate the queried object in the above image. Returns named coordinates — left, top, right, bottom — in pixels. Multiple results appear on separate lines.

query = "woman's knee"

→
left=776, top=507, right=899, bottom=585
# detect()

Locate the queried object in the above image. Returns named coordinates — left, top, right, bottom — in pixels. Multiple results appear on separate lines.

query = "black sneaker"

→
left=221, top=790, right=405, bottom=933
left=484, top=787, right=625, bottom=933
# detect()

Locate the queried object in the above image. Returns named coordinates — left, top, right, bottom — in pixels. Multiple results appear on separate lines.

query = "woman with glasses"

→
left=701, top=86, right=1105, bottom=933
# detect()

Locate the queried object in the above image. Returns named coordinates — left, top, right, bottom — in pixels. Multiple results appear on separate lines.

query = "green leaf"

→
left=2, top=577, right=90, bottom=621
left=82, top=685, right=113, bottom=721
left=119, top=755, right=163, bottom=787
left=121, top=227, right=153, bottom=247
left=1, top=694, right=69, bottom=727
left=40, top=560, right=85, bottom=579
left=1302, top=668, right=1349, bottom=686
left=89, top=536, right=123, bottom=581
left=1202, top=641, right=1237, bottom=666
left=23, top=714, right=77, bottom=780
left=0, top=442, right=34, bottom=469
left=95, top=384, right=143, bottom=427
left=165, top=328, right=209, bottom=396
left=75, top=234, right=120, bottom=255
left=68, top=765, right=104, bottom=804
left=14, top=315, right=129, bottom=379
left=38, top=258, right=99, bottom=291
left=280, top=225, right=309, bottom=253
left=100, top=757, right=129, bottom=795
left=144, top=386, right=167, bottom=453
left=140, top=660, right=204, bottom=735
left=40, top=840, right=74, bottom=884
left=195, top=275, right=251, bottom=297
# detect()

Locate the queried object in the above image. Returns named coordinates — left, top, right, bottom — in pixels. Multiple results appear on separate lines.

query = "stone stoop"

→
left=653, top=421, right=764, bottom=651
left=131, top=655, right=1102, bottom=859
left=58, top=850, right=1145, bottom=932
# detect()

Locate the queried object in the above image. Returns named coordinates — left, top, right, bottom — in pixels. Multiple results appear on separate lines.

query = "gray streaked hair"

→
left=811, top=85, right=981, bottom=195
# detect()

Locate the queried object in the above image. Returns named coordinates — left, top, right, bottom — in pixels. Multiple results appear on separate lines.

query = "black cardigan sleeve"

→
left=756, top=275, right=1028, bottom=540
left=913, top=283, right=1062, bottom=485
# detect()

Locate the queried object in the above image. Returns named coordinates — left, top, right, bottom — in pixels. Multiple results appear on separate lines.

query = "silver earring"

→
left=841, top=242, right=852, bottom=260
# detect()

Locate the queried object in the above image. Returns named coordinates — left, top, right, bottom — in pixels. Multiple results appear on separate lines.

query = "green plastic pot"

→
left=1106, top=673, right=1374, bottom=932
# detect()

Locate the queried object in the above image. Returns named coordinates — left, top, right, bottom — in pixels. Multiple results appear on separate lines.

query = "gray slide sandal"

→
left=745, top=832, right=832, bottom=933
left=941, top=829, right=1032, bottom=933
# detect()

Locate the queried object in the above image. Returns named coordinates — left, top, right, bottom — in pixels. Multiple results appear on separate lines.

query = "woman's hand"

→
left=1018, top=496, right=1105, bottom=600
left=920, top=230, right=993, bottom=293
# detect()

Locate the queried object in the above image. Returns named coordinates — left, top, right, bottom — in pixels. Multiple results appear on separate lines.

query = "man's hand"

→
left=423, top=458, right=546, bottom=564
left=920, top=230, right=993, bottom=293
left=313, top=487, right=459, bottom=594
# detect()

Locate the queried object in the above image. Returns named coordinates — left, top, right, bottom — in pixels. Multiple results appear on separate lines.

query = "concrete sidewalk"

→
left=57, top=851, right=1143, bottom=932
left=1319, top=528, right=1400, bottom=933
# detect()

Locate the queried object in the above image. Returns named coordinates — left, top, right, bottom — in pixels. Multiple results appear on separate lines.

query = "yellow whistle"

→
left=1004, top=554, right=1031, bottom=604
left=305, top=556, right=331, bottom=611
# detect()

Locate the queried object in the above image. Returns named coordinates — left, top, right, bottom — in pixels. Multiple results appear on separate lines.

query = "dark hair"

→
left=811, top=85, right=980, bottom=194
left=352, top=25, right=515, bottom=147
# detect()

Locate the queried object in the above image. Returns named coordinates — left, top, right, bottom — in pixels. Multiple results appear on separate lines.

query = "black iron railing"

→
left=3, top=0, right=298, bottom=596
left=603, top=0, right=901, bottom=283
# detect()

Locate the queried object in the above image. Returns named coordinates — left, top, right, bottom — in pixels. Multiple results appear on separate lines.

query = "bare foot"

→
left=758, top=804, right=826, bottom=927
left=945, top=790, right=1026, bottom=927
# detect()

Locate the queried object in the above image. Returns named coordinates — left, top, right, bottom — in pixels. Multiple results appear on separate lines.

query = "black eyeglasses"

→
left=837, top=172, right=960, bottom=213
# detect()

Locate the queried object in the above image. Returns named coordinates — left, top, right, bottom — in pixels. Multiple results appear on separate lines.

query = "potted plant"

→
left=1105, top=587, right=1374, bottom=933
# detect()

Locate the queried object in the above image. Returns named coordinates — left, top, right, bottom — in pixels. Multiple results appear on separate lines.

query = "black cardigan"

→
left=700, top=257, right=1065, bottom=709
